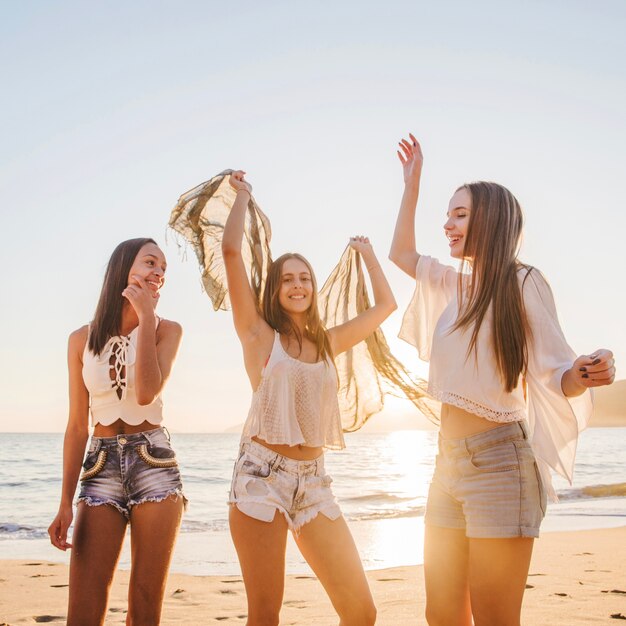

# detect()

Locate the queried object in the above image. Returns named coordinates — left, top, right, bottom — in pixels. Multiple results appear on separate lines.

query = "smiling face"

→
left=127, top=242, right=167, bottom=296
left=278, top=257, right=314, bottom=315
left=444, top=187, right=472, bottom=260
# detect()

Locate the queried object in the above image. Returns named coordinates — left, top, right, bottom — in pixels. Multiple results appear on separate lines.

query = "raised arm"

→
left=222, top=171, right=274, bottom=383
left=329, top=237, right=397, bottom=356
left=48, top=327, right=91, bottom=551
left=121, top=276, right=183, bottom=405
left=389, top=133, right=423, bottom=278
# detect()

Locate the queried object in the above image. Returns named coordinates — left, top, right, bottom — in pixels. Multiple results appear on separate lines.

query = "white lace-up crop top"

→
left=399, top=256, right=592, bottom=493
left=82, top=325, right=163, bottom=427
left=241, top=332, right=346, bottom=450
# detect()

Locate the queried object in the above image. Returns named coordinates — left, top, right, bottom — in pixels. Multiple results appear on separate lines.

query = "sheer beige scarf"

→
left=169, top=170, right=439, bottom=430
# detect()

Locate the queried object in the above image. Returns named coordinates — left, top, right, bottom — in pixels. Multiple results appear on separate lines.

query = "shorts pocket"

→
left=239, top=455, right=272, bottom=479
left=468, top=441, right=519, bottom=473
left=534, top=461, right=547, bottom=516
left=80, top=450, right=108, bottom=481
left=137, top=443, right=178, bottom=468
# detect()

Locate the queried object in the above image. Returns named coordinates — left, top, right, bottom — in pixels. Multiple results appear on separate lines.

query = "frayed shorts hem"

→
left=78, top=488, right=187, bottom=520
left=229, top=499, right=341, bottom=533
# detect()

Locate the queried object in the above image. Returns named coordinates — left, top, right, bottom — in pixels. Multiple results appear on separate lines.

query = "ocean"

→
left=1, top=430, right=625, bottom=575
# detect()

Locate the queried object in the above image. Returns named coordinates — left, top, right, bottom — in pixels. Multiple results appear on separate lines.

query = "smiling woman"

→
left=48, top=237, right=185, bottom=625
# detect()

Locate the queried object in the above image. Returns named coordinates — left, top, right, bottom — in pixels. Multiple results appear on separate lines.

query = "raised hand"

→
left=397, top=133, right=423, bottom=187
left=229, top=170, right=252, bottom=194
left=122, top=274, right=158, bottom=320
left=572, top=349, right=616, bottom=388
left=349, top=235, right=374, bottom=257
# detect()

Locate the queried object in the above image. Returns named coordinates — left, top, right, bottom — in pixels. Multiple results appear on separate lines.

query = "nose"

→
left=443, top=217, right=453, bottom=231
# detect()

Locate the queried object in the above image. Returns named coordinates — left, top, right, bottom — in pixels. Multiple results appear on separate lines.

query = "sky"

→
left=1, top=0, right=624, bottom=432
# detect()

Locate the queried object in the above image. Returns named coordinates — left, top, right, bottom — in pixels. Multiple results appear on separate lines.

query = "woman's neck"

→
left=119, top=304, right=141, bottom=336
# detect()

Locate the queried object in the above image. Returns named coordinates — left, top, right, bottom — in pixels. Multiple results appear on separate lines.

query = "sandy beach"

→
left=1, top=526, right=624, bottom=625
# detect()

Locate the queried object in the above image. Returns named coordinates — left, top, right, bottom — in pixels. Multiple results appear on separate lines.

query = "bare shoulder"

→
left=69, top=325, right=89, bottom=352
left=157, top=318, right=183, bottom=341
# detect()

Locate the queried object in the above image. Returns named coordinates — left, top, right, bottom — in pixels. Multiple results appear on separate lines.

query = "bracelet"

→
left=366, top=264, right=382, bottom=272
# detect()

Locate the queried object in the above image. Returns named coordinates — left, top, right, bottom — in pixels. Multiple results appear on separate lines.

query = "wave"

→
left=0, top=523, right=48, bottom=540
left=341, top=492, right=419, bottom=505
left=557, top=482, right=626, bottom=501
left=346, top=505, right=427, bottom=522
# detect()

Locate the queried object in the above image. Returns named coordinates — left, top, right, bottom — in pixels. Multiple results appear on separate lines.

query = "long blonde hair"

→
left=262, top=253, right=334, bottom=363
left=454, top=182, right=533, bottom=392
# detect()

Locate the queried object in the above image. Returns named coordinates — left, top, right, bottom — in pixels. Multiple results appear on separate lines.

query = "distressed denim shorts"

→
left=228, top=440, right=342, bottom=532
left=77, top=427, right=186, bottom=519
left=425, top=421, right=547, bottom=538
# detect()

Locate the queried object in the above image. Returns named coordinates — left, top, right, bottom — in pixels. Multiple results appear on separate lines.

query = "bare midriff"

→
left=252, top=436, right=323, bottom=461
left=439, top=403, right=507, bottom=440
left=93, top=419, right=158, bottom=437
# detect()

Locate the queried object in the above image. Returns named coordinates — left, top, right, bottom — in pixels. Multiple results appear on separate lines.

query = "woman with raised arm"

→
left=48, top=238, right=185, bottom=625
left=390, top=135, right=615, bottom=626
left=221, top=169, right=396, bottom=625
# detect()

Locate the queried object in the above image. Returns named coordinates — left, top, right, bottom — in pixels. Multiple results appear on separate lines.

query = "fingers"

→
left=48, top=520, right=72, bottom=551
left=575, top=349, right=616, bottom=387
left=398, top=140, right=413, bottom=160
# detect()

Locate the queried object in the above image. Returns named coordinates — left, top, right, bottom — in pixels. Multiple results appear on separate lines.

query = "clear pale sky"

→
left=1, top=1, right=624, bottom=433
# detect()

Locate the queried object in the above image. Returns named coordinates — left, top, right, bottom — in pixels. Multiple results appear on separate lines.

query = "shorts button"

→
left=118, top=437, right=127, bottom=445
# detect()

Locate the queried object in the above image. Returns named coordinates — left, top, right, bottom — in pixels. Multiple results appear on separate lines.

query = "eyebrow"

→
left=447, top=206, right=470, bottom=216
left=143, top=253, right=167, bottom=266
left=282, top=271, right=311, bottom=277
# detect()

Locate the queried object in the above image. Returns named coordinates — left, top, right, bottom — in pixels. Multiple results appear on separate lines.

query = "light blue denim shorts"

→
left=77, top=427, right=186, bottom=519
left=229, top=440, right=341, bottom=532
left=425, top=421, right=547, bottom=538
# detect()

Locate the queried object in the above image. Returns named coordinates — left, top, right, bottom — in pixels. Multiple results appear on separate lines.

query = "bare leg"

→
left=126, top=496, right=184, bottom=626
left=469, top=537, right=534, bottom=626
left=67, top=502, right=128, bottom=626
left=295, top=514, right=376, bottom=626
left=423, top=525, right=472, bottom=626
left=229, top=505, right=289, bottom=626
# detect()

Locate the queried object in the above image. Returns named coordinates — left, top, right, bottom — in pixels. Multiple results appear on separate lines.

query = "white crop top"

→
left=399, top=256, right=592, bottom=494
left=82, top=325, right=164, bottom=427
left=241, top=332, right=345, bottom=450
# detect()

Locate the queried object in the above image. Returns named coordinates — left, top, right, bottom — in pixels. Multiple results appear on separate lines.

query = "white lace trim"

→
left=429, top=385, right=526, bottom=423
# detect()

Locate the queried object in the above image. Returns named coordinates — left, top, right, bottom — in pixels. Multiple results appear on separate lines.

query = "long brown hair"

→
left=453, top=182, right=533, bottom=392
left=262, top=253, right=333, bottom=363
left=88, top=238, right=157, bottom=356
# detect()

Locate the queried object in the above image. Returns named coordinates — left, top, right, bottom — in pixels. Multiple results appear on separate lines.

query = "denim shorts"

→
left=228, top=440, right=342, bottom=532
left=425, top=421, right=547, bottom=538
left=77, top=427, right=186, bottom=519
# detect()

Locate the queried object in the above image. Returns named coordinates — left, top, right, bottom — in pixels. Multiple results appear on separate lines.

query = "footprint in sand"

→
left=295, top=576, right=315, bottom=580
left=33, top=617, right=64, bottom=623
left=220, top=589, right=237, bottom=594
left=30, top=574, right=53, bottom=578
left=50, top=584, right=68, bottom=588
left=283, top=600, right=306, bottom=609
left=378, top=578, right=404, bottom=582
left=525, top=584, right=534, bottom=589
left=554, top=593, right=569, bottom=597
left=610, top=613, right=626, bottom=620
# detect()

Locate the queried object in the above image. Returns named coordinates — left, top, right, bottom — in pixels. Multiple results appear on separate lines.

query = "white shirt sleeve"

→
left=522, top=268, right=593, bottom=496
left=398, top=255, right=458, bottom=361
